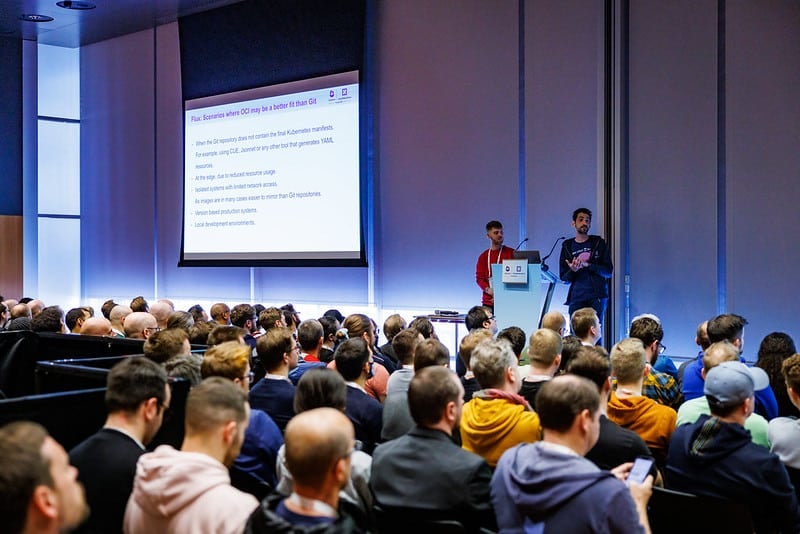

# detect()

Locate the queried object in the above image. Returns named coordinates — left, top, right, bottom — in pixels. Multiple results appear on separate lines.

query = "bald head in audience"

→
left=124, top=312, right=159, bottom=340
left=10, top=303, right=31, bottom=319
left=284, top=408, right=354, bottom=509
left=80, top=317, right=114, bottom=337
left=210, top=303, right=231, bottom=326
left=109, top=305, right=132, bottom=337
left=149, top=301, right=173, bottom=330
left=28, top=299, right=46, bottom=317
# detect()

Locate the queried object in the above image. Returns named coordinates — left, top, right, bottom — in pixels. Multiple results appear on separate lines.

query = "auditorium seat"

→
left=647, top=486, right=753, bottom=534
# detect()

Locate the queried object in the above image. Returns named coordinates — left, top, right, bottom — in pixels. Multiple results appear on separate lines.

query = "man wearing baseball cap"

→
left=665, top=361, right=800, bottom=533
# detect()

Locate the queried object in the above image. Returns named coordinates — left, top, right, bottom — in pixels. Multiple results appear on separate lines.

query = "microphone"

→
left=541, top=236, right=566, bottom=272
left=514, top=237, right=529, bottom=252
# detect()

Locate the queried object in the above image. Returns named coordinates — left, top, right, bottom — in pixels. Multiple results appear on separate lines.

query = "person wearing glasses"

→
left=124, top=311, right=160, bottom=340
left=629, top=315, right=682, bottom=410
left=69, top=357, right=170, bottom=534
left=202, top=341, right=283, bottom=488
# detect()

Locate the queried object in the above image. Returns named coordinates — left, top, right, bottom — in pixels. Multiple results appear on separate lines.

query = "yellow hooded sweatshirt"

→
left=460, top=396, right=541, bottom=467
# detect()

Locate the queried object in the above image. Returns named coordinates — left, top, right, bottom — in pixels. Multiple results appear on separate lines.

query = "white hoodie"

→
left=124, top=445, right=258, bottom=534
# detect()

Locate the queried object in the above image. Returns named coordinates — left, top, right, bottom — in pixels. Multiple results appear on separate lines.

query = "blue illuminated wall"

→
left=72, top=0, right=800, bottom=359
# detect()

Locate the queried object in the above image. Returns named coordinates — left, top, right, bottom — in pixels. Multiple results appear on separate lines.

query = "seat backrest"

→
left=147, top=378, right=191, bottom=450
left=648, top=486, right=754, bottom=534
left=373, top=504, right=467, bottom=534
left=0, top=388, right=108, bottom=451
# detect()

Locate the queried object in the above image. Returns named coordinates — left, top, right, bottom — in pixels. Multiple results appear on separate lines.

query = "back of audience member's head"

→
left=414, top=338, right=450, bottom=372
left=392, top=328, right=421, bottom=366
left=294, top=368, right=348, bottom=413
left=536, top=375, right=600, bottom=433
left=382, top=314, right=407, bottom=344
left=188, top=320, right=215, bottom=345
left=256, top=327, right=295, bottom=372
left=10, top=303, right=31, bottom=319
left=319, top=315, right=340, bottom=340
left=704, top=361, right=767, bottom=418
left=144, top=328, right=189, bottom=364
left=465, top=306, right=492, bottom=331
left=557, top=335, right=584, bottom=374
left=408, top=366, right=462, bottom=427
left=31, top=305, right=64, bottom=333
left=297, top=319, right=324, bottom=352
left=65, top=307, right=88, bottom=332
left=571, top=308, right=599, bottom=340
left=166, top=311, right=195, bottom=333
left=149, top=301, right=173, bottom=327
left=528, top=328, right=563, bottom=368
left=541, top=311, right=567, bottom=335
left=342, top=313, right=372, bottom=340
left=124, top=312, right=158, bottom=339
left=259, top=307, right=285, bottom=331
left=459, top=329, right=493, bottom=372
left=201, top=341, right=251, bottom=382
left=707, top=313, right=748, bottom=344
left=471, top=338, right=517, bottom=389
left=323, top=309, right=346, bottom=324
left=629, top=315, right=664, bottom=347
left=184, top=377, right=248, bottom=437
left=284, top=408, right=353, bottom=491
left=130, top=296, right=149, bottom=313
left=80, top=317, right=113, bottom=337
left=105, top=357, right=168, bottom=413
left=109, top=304, right=132, bottom=325
left=497, top=326, right=526, bottom=359
left=334, top=338, right=370, bottom=381
left=208, top=325, right=247, bottom=347
left=757, top=332, right=797, bottom=369
left=210, top=303, right=230, bottom=323
left=408, top=316, right=435, bottom=339
left=566, top=349, right=612, bottom=393
left=610, top=338, right=647, bottom=384
left=782, top=354, right=800, bottom=397
left=230, top=303, right=256, bottom=329
left=695, top=320, right=711, bottom=350
left=101, top=299, right=119, bottom=319
left=702, top=340, right=740, bottom=375
left=187, top=304, right=207, bottom=324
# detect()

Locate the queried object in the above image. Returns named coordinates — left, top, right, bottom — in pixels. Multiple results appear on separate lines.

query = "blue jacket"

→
left=491, top=442, right=645, bottom=533
left=666, top=414, right=800, bottom=533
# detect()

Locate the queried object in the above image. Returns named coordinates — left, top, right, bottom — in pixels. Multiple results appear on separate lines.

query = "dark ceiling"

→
left=0, top=0, right=244, bottom=48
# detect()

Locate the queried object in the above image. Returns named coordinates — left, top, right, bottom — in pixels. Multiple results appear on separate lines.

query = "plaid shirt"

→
left=642, top=369, right=682, bottom=409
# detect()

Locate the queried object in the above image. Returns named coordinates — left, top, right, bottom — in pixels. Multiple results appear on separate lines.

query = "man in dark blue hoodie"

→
left=491, top=375, right=652, bottom=533
left=666, top=361, right=800, bottom=534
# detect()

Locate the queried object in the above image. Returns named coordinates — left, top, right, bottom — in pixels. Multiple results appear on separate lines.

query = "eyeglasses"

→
left=488, top=315, right=496, bottom=321
left=242, top=371, right=255, bottom=383
left=657, top=341, right=667, bottom=355
left=145, top=326, right=162, bottom=333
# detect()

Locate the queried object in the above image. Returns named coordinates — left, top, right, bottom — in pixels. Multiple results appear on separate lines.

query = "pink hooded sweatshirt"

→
left=124, top=445, right=258, bottom=534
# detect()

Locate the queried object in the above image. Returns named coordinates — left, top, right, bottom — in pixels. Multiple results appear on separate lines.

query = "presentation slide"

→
left=181, top=70, right=362, bottom=264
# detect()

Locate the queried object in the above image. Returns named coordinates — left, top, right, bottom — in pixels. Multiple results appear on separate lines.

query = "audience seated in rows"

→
left=666, top=361, right=800, bottom=533
left=519, top=328, right=562, bottom=407
left=201, top=341, right=283, bottom=487
left=676, top=340, right=769, bottom=447
left=247, top=408, right=365, bottom=532
left=460, top=338, right=541, bottom=467
left=607, top=338, right=676, bottom=469
left=288, top=319, right=328, bottom=385
left=275, top=368, right=373, bottom=517
left=124, top=377, right=258, bottom=533
left=629, top=315, right=682, bottom=409
left=492, top=375, right=653, bottom=532
left=334, top=338, right=383, bottom=455
left=566, top=348, right=658, bottom=480
left=249, top=327, right=298, bottom=433
left=381, top=328, right=422, bottom=441
left=70, top=357, right=169, bottom=533
left=372, top=366, right=496, bottom=532
left=756, top=332, right=799, bottom=418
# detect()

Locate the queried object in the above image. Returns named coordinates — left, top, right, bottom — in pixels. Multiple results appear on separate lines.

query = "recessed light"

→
left=56, top=1, right=97, bottom=9
left=19, top=14, right=54, bottom=22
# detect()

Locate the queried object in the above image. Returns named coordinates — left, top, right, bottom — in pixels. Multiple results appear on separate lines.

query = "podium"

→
left=492, top=255, right=556, bottom=336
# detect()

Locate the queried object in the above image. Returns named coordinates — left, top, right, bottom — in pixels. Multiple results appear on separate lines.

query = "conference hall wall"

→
left=76, top=0, right=800, bottom=357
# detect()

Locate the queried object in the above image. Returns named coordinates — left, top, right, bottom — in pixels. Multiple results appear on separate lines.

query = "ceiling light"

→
left=19, top=14, right=54, bottom=22
left=57, top=1, right=97, bottom=9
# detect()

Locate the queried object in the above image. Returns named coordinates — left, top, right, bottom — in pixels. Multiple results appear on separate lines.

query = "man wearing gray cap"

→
left=665, top=361, right=800, bottom=533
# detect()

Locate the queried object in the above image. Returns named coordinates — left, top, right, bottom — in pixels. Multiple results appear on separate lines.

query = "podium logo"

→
left=516, top=265, right=522, bottom=272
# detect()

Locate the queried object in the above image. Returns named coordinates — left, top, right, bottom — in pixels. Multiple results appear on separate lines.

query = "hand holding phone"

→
left=627, top=456, right=654, bottom=486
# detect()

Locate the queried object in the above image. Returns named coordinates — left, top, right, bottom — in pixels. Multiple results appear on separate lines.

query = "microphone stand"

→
left=541, top=236, right=566, bottom=272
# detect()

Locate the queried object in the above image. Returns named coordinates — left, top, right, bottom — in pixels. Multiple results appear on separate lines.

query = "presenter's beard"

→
left=578, top=225, right=589, bottom=234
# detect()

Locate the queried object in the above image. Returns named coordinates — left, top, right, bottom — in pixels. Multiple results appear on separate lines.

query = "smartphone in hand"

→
left=627, top=456, right=654, bottom=486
